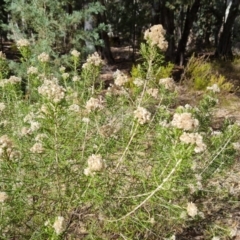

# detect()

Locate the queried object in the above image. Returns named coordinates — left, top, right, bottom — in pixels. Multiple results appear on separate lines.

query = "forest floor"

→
left=102, top=46, right=240, bottom=239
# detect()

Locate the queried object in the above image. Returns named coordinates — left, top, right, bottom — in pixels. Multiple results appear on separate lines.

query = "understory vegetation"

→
left=0, top=25, right=240, bottom=240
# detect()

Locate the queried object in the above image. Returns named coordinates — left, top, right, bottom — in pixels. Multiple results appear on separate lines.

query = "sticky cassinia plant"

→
left=0, top=24, right=239, bottom=239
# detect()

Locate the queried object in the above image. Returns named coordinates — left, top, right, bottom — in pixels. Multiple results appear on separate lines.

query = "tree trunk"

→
left=97, top=0, right=115, bottom=64
left=152, top=0, right=161, bottom=24
left=215, top=0, right=240, bottom=58
left=160, top=1, right=175, bottom=61
left=175, top=0, right=201, bottom=65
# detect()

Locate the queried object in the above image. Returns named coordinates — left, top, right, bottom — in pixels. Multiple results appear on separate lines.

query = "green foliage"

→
left=182, top=55, right=234, bottom=92
left=4, top=0, right=105, bottom=55
left=182, top=54, right=211, bottom=90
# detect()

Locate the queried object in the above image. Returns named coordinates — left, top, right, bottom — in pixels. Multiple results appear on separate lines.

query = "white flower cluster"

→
left=35, top=133, right=47, bottom=142
left=62, top=72, right=69, bottom=79
left=21, top=112, right=41, bottom=136
left=233, top=142, right=240, bottom=151
left=206, top=84, right=220, bottom=93
left=85, top=97, right=104, bottom=112
left=0, top=192, right=8, bottom=203
left=144, top=24, right=168, bottom=51
left=0, top=102, right=6, bottom=112
left=69, top=104, right=80, bottom=113
left=72, top=75, right=80, bottom=82
left=84, top=154, right=105, bottom=176
left=53, top=216, right=65, bottom=235
left=38, top=52, right=50, bottom=62
left=16, top=39, right=30, bottom=48
left=113, top=69, right=129, bottom=86
left=146, top=88, right=159, bottom=99
left=27, top=66, right=38, bottom=75
left=0, top=135, right=17, bottom=159
left=30, top=142, right=44, bottom=154
left=159, top=78, right=176, bottom=91
left=180, top=132, right=207, bottom=153
left=134, top=107, right=151, bottom=125
left=9, top=76, right=21, bottom=84
left=0, top=76, right=21, bottom=87
left=0, top=51, right=6, bottom=59
left=59, top=66, right=66, bottom=72
left=82, top=52, right=104, bottom=69
left=0, top=135, right=13, bottom=150
left=38, top=78, right=65, bottom=103
left=187, top=202, right=198, bottom=217
left=71, top=49, right=80, bottom=58
left=133, top=78, right=144, bottom=87
left=106, top=84, right=128, bottom=96
left=99, top=118, right=121, bottom=138
left=171, top=112, right=199, bottom=131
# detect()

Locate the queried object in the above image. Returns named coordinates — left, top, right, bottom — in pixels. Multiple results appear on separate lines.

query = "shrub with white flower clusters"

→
left=0, top=23, right=239, bottom=240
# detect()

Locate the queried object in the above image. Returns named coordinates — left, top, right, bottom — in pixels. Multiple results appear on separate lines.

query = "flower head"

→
left=0, top=192, right=8, bottom=203
left=159, top=78, right=176, bottom=91
left=16, top=39, right=30, bottom=48
left=146, top=88, right=159, bottom=99
left=53, top=216, right=65, bottom=235
left=171, top=112, right=199, bottom=131
left=30, top=142, right=44, bottom=153
left=69, top=104, right=80, bottom=112
left=180, top=132, right=206, bottom=153
left=113, top=69, right=129, bottom=86
left=207, top=84, right=220, bottom=93
left=71, top=49, right=80, bottom=58
left=82, top=52, right=104, bottom=69
left=0, top=102, right=6, bottom=112
left=38, top=78, right=65, bottom=103
left=85, top=97, right=104, bottom=112
left=133, top=78, right=144, bottom=87
left=27, top=66, right=38, bottom=75
left=134, top=107, right=151, bottom=125
left=0, top=51, right=6, bottom=59
left=144, top=25, right=168, bottom=51
left=8, top=76, right=21, bottom=84
left=187, top=202, right=198, bottom=217
left=72, top=75, right=80, bottom=82
left=38, top=52, right=50, bottom=62
left=84, top=154, right=105, bottom=176
left=62, top=72, right=69, bottom=79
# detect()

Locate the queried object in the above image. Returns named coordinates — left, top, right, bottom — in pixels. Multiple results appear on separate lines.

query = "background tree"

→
left=215, top=0, right=240, bottom=58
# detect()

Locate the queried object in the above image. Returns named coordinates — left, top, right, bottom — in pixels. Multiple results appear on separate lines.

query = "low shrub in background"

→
left=0, top=25, right=239, bottom=239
